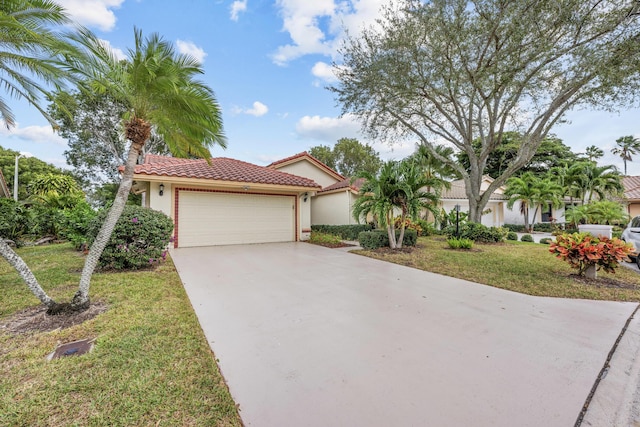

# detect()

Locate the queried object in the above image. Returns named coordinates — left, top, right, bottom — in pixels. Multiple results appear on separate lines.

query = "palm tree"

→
left=584, top=145, right=604, bottom=163
left=64, top=28, right=226, bottom=310
left=611, top=135, right=640, bottom=175
left=505, top=172, right=539, bottom=232
left=0, top=1, right=86, bottom=311
left=571, top=163, right=623, bottom=203
left=0, top=0, right=80, bottom=128
left=529, top=178, right=564, bottom=227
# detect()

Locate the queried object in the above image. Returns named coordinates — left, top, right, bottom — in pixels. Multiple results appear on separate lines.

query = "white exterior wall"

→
left=300, top=192, right=312, bottom=240
left=148, top=181, right=172, bottom=217
left=276, top=161, right=339, bottom=188
left=504, top=201, right=565, bottom=225
left=441, top=200, right=505, bottom=228
left=312, top=191, right=354, bottom=225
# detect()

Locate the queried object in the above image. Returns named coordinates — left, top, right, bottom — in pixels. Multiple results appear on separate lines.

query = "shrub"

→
left=415, top=219, right=438, bottom=236
left=447, top=237, right=474, bottom=249
left=0, top=198, right=29, bottom=243
left=444, top=222, right=507, bottom=243
left=60, top=201, right=98, bottom=249
left=309, top=232, right=342, bottom=246
left=539, top=237, right=553, bottom=245
left=520, top=234, right=534, bottom=242
left=87, top=206, right=174, bottom=270
left=532, top=223, right=554, bottom=232
left=394, top=217, right=423, bottom=236
left=549, top=233, right=633, bottom=276
left=506, top=231, right=518, bottom=241
left=503, top=224, right=526, bottom=232
left=311, top=224, right=373, bottom=240
left=358, top=229, right=418, bottom=250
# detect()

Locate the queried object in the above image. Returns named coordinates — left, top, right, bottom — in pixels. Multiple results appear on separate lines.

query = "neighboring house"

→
left=0, top=170, right=10, bottom=198
left=268, top=152, right=365, bottom=226
left=439, top=176, right=508, bottom=227
left=622, top=176, right=640, bottom=218
left=131, top=154, right=321, bottom=248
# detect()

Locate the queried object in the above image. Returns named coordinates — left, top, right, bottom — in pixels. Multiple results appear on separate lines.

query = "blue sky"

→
left=1, top=0, right=639, bottom=175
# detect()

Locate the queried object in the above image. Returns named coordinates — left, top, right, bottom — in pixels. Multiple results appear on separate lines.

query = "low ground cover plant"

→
left=311, top=224, right=372, bottom=240
left=447, top=237, right=474, bottom=249
left=309, top=231, right=343, bottom=246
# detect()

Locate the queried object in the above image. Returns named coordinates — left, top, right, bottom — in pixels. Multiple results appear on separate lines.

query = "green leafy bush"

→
left=87, top=206, right=174, bottom=270
left=311, top=224, right=373, bottom=240
left=415, top=219, right=438, bottom=236
left=444, top=222, right=506, bottom=243
left=447, top=237, right=474, bottom=249
left=358, top=229, right=417, bottom=250
left=309, top=232, right=342, bottom=246
left=549, top=233, right=633, bottom=275
left=539, top=237, right=553, bottom=245
left=60, top=201, right=98, bottom=249
left=503, top=224, right=526, bottom=232
left=0, top=199, right=28, bottom=244
left=394, top=217, right=424, bottom=236
left=520, top=234, right=534, bottom=242
left=506, top=231, right=518, bottom=241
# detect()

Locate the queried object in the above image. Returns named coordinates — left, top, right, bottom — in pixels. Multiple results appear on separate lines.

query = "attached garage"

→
left=176, top=190, right=295, bottom=247
left=131, top=155, right=321, bottom=248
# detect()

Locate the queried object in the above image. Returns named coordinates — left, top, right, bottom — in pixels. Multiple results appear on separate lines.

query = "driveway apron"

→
left=171, top=242, right=637, bottom=427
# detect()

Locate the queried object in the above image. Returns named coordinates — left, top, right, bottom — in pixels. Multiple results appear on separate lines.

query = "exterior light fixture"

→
left=303, top=192, right=308, bottom=202
left=242, top=185, right=250, bottom=191
left=454, top=204, right=461, bottom=238
left=159, top=183, right=165, bottom=196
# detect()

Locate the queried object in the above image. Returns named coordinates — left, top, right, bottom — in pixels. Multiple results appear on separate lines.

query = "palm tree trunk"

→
left=386, top=211, right=397, bottom=249
left=397, top=214, right=407, bottom=249
left=0, top=238, right=56, bottom=309
left=71, top=143, right=142, bottom=310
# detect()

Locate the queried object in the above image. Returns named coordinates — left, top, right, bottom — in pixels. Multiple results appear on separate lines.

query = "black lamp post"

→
left=454, top=204, right=461, bottom=238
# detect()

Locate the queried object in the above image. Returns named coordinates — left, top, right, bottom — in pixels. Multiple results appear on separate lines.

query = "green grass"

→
left=0, top=243, right=241, bottom=427
left=357, top=236, right=640, bottom=301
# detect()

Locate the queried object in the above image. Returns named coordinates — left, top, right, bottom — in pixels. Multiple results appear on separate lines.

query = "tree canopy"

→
left=332, top=0, right=640, bottom=222
left=309, top=138, right=382, bottom=176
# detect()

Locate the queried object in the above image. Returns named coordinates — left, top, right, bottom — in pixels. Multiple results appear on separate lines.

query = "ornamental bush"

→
left=358, top=229, right=417, bottom=250
left=447, top=237, right=474, bottom=249
left=549, top=233, right=633, bottom=276
left=311, top=224, right=373, bottom=240
left=539, top=237, right=553, bottom=245
left=506, top=231, right=518, bottom=241
left=87, top=206, right=174, bottom=270
left=444, top=222, right=507, bottom=243
left=520, top=234, right=534, bottom=242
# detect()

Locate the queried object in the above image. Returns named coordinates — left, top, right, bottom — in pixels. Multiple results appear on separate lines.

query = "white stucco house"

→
left=131, top=154, right=321, bottom=248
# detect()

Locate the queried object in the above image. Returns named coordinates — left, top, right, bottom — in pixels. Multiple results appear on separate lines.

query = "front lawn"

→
left=0, top=243, right=241, bottom=427
left=356, top=236, right=640, bottom=301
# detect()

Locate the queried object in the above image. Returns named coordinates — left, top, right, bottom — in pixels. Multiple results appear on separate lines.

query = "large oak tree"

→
left=332, top=0, right=640, bottom=222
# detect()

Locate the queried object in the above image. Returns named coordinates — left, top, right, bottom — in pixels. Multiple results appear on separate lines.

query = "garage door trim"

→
left=173, top=187, right=298, bottom=248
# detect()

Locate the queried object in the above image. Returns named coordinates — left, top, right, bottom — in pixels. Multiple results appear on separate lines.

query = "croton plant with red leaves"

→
left=549, top=233, right=634, bottom=276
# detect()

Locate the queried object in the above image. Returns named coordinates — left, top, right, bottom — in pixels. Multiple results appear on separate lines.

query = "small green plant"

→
left=358, top=229, right=417, bottom=249
left=447, top=237, right=474, bottom=249
left=309, top=232, right=342, bottom=246
left=311, top=224, right=373, bottom=240
left=520, top=234, right=534, bottom=242
left=444, top=222, right=506, bottom=243
left=506, top=231, right=518, bottom=241
left=549, top=232, right=633, bottom=276
left=539, top=237, right=552, bottom=245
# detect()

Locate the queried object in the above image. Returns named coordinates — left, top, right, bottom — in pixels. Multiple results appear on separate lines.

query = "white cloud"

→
left=0, top=123, right=67, bottom=146
left=311, top=61, right=339, bottom=84
left=176, top=40, right=207, bottom=64
left=230, top=0, right=248, bottom=21
left=295, top=113, right=361, bottom=140
left=233, top=101, right=269, bottom=117
left=272, top=0, right=386, bottom=66
left=57, top=0, right=124, bottom=32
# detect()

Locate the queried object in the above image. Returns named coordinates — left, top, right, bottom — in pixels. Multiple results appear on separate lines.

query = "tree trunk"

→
left=386, top=211, right=397, bottom=249
left=397, top=214, right=406, bottom=249
left=0, top=238, right=56, bottom=309
left=72, top=141, right=143, bottom=310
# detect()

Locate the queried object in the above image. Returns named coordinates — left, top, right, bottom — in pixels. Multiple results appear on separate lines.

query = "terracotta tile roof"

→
left=623, top=176, right=640, bottom=200
left=440, top=179, right=508, bottom=200
left=267, top=151, right=345, bottom=180
left=133, top=154, right=321, bottom=188
left=319, top=177, right=365, bottom=193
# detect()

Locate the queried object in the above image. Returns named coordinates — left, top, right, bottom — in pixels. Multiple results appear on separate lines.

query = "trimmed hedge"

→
left=87, top=205, right=174, bottom=270
left=506, top=231, right=518, bottom=241
left=358, top=229, right=418, bottom=250
left=311, top=224, right=373, bottom=240
left=539, top=237, right=553, bottom=245
left=503, top=224, right=526, bottom=232
left=520, top=234, right=534, bottom=242
left=444, top=222, right=507, bottom=243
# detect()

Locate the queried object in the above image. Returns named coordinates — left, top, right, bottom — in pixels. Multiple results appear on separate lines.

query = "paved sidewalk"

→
left=172, top=243, right=638, bottom=427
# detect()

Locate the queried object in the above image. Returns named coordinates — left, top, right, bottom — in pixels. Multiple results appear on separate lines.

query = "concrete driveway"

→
left=171, top=243, right=637, bottom=427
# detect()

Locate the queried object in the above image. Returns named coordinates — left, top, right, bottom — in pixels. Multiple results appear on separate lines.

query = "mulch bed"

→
left=569, top=274, right=639, bottom=290
left=307, top=241, right=356, bottom=249
left=1, top=301, right=108, bottom=335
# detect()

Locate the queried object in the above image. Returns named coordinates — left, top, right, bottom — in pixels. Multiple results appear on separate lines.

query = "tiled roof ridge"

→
left=267, top=151, right=345, bottom=180
left=319, top=177, right=365, bottom=193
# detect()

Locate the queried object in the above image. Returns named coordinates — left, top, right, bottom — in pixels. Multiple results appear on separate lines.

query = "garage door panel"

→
left=178, top=191, right=295, bottom=247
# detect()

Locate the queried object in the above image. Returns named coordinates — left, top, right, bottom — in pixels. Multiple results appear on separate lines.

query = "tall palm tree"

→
left=529, top=178, right=564, bottom=226
left=64, top=28, right=226, bottom=310
left=0, top=1, right=86, bottom=311
left=584, top=145, right=604, bottom=163
left=611, top=135, right=640, bottom=175
left=571, top=163, right=623, bottom=203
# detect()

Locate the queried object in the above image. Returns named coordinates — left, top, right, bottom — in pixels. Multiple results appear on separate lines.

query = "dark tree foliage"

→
left=309, top=137, right=382, bottom=176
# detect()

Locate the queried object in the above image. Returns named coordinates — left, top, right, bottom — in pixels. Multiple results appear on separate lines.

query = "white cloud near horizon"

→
left=272, top=0, right=386, bottom=66
left=230, top=0, right=248, bottom=21
left=57, top=0, right=124, bottom=32
left=295, top=113, right=360, bottom=141
left=176, top=40, right=208, bottom=64
left=0, top=123, right=67, bottom=146
left=233, top=101, right=269, bottom=117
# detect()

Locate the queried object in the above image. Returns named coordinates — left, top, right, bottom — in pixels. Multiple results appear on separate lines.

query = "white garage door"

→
left=177, top=191, right=295, bottom=247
